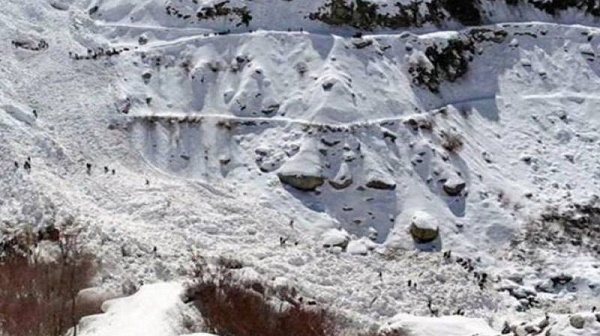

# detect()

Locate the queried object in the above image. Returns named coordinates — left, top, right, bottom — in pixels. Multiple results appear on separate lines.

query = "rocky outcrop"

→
left=408, top=37, right=474, bottom=93
left=308, top=0, right=482, bottom=31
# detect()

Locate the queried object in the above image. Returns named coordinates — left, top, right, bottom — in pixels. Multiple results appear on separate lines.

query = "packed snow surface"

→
left=77, top=283, right=199, bottom=336
left=2, top=0, right=600, bottom=335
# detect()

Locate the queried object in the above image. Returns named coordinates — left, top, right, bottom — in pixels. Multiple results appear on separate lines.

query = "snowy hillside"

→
left=1, top=0, right=600, bottom=335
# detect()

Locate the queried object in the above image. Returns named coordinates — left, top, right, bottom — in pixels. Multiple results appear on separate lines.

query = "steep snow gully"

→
left=2, top=0, right=600, bottom=335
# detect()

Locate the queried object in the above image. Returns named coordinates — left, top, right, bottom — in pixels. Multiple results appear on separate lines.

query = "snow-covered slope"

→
left=2, top=0, right=600, bottom=335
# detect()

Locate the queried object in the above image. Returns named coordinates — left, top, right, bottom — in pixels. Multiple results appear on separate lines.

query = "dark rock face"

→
left=366, top=179, right=396, bottom=190
left=165, top=1, right=252, bottom=27
left=308, top=0, right=482, bottom=31
left=409, top=37, right=475, bottom=92
left=441, top=0, right=482, bottom=26
left=278, top=173, right=324, bottom=191
left=508, top=0, right=600, bottom=17
left=443, top=180, right=467, bottom=196
left=330, top=177, right=352, bottom=190
left=309, top=0, right=600, bottom=32
left=309, top=0, right=444, bottom=30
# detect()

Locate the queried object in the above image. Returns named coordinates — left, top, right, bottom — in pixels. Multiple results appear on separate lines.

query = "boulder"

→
left=347, top=240, right=369, bottom=256
left=366, top=179, right=396, bottom=190
left=329, top=162, right=353, bottom=189
left=322, top=229, right=350, bottom=250
left=569, top=314, right=585, bottom=329
left=409, top=211, right=439, bottom=243
left=278, top=174, right=324, bottom=191
left=363, top=154, right=396, bottom=190
left=277, top=141, right=324, bottom=191
left=443, top=176, right=466, bottom=196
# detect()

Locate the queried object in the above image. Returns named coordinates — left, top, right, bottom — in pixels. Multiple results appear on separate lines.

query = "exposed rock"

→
left=366, top=179, right=396, bottom=190
left=511, top=286, right=537, bottom=300
left=409, top=211, right=439, bottom=243
left=278, top=174, right=324, bottom=191
left=443, top=176, right=467, bottom=196
left=569, top=314, right=585, bottom=329
left=353, top=39, right=373, bottom=49
left=138, top=34, right=148, bottom=45
left=261, top=103, right=280, bottom=115
left=142, top=71, right=152, bottom=84
left=534, top=279, right=554, bottom=293
left=329, top=162, right=353, bottom=189
left=408, top=37, right=474, bottom=92
left=550, top=274, right=573, bottom=286
left=50, top=1, right=70, bottom=10
left=403, top=115, right=433, bottom=131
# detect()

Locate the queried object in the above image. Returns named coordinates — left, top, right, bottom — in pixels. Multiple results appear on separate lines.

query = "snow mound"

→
left=382, top=313, right=498, bottom=336
left=78, top=283, right=196, bottom=336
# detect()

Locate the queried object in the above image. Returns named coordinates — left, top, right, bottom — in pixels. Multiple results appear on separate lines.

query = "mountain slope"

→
left=1, top=0, right=600, bottom=335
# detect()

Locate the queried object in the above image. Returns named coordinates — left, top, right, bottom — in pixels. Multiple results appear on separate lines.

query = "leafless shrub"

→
left=459, top=105, right=472, bottom=118
left=518, top=199, right=600, bottom=256
left=0, top=229, right=100, bottom=336
left=440, top=131, right=464, bottom=152
left=184, top=256, right=338, bottom=336
left=216, top=119, right=234, bottom=130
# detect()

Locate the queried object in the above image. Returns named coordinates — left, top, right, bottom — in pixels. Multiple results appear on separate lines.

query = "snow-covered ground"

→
left=2, top=0, right=600, bottom=335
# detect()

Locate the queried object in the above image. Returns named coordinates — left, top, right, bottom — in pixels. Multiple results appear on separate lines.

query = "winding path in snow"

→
left=125, top=91, right=600, bottom=128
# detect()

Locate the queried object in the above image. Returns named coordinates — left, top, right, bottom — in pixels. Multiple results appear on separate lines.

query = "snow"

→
left=382, top=314, right=498, bottom=336
left=77, top=282, right=199, bottom=336
left=1, top=0, right=600, bottom=335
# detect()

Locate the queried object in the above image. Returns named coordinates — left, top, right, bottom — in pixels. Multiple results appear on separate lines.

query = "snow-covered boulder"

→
left=408, top=211, right=439, bottom=243
left=329, top=162, right=353, bottom=190
left=442, top=176, right=466, bottom=196
left=321, top=228, right=350, bottom=250
left=363, top=152, right=396, bottom=190
left=277, top=141, right=324, bottom=191
left=347, top=238, right=376, bottom=255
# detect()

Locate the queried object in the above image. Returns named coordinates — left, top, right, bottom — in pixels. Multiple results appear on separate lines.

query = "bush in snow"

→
left=0, top=229, right=99, bottom=336
left=440, top=131, right=464, bottom=153
left=183, top=255, right=338, bottom=336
